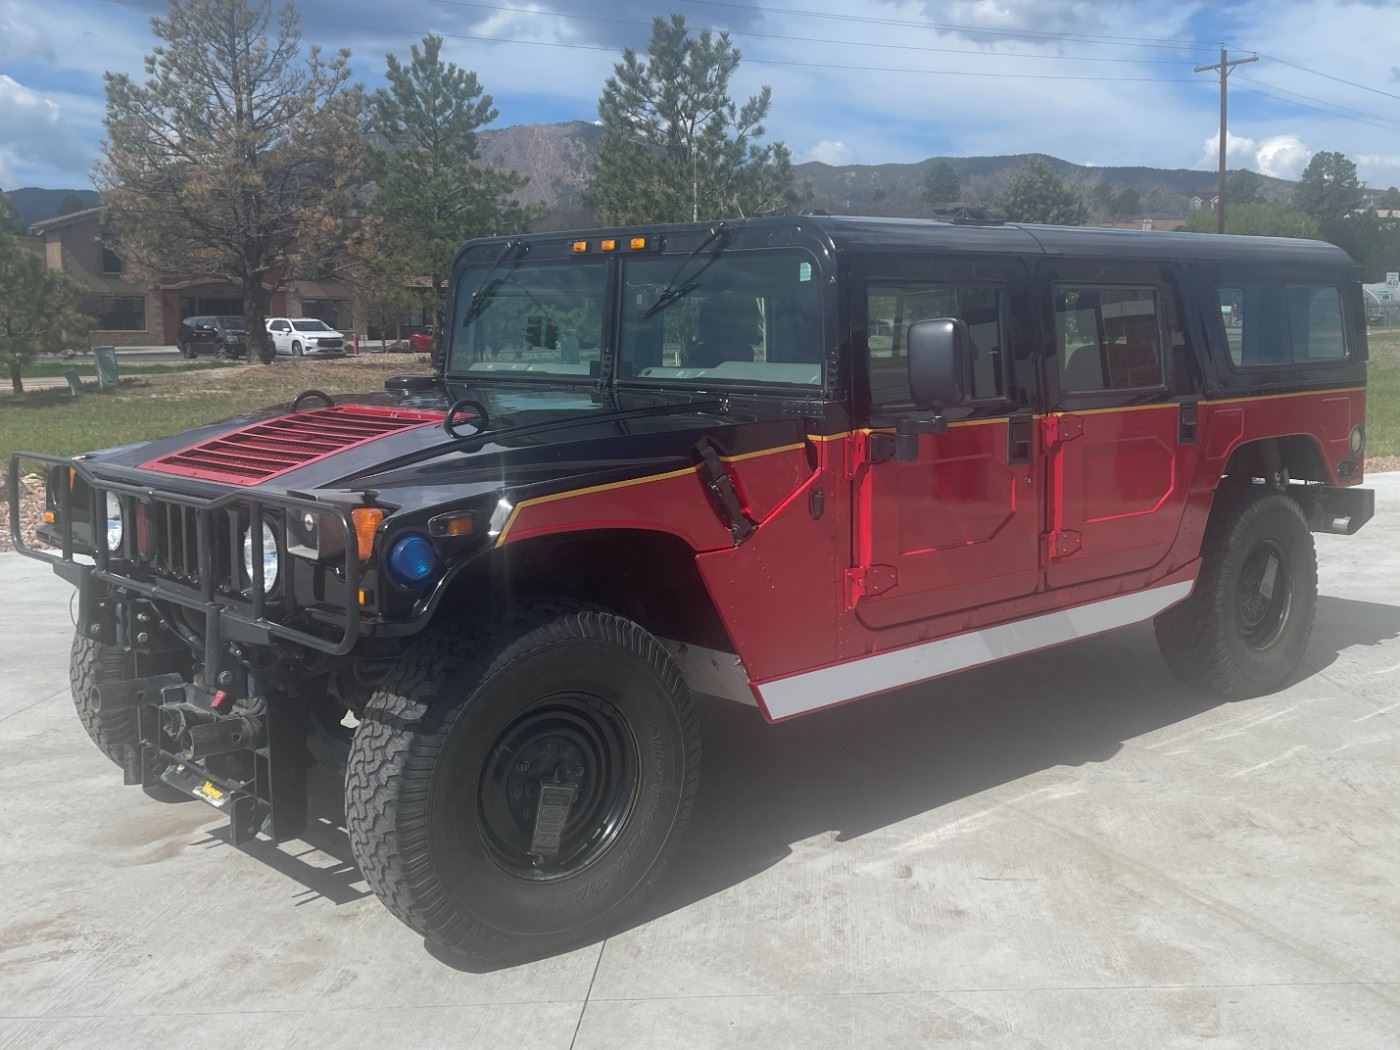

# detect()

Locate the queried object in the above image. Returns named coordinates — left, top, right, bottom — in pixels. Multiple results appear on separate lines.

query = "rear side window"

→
left=866, top=283, right=1004, bottom=406
left=1054, top=286, right=1163, bottom=392
left=1218, top=283, right=1346, bottom=366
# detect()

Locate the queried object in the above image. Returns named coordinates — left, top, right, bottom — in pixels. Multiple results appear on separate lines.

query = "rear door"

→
left=1040, top=261, right=1201, bottom=589
left=851, top=254, right=1043, bottom=629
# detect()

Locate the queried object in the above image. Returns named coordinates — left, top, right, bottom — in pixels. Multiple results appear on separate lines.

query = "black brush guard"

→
left=9, top=452, right=363, bottom=843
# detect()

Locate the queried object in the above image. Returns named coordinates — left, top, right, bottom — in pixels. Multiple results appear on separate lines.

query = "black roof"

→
left=462, top=214, right=1355, bottom=272
left=802, top=214, right=1356, bottom=268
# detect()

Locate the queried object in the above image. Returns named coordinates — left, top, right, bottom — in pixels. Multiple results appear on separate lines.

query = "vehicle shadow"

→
left=213, top=593, right=1400, bottom=970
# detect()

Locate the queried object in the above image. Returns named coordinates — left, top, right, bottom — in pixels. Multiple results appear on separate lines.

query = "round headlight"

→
left=105, top=492, right=124, bottom=553
left=1349, top=424, right=1365, bottom=454
left=386, top=534, right=439, bottom=587
left=243, top=522, right=280, bottom=592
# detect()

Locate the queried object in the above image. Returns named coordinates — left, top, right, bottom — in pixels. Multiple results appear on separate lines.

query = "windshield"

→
left=292, top=320, right=332, bottom=332
left=448, top=260, right=606, bottom=379
left=620, top=250, right=821, bottom=387
left=215, top=317, right=246, bottom=331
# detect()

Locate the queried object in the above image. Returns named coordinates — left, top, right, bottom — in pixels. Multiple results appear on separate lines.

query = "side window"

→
left=1054, top=286, right=1163, bottom=393
left=866, top=283, right=1004, bottom=407
left=1218, top=283, right=1346, bottom=366
left=1288, top=285, right=1345, bottom=362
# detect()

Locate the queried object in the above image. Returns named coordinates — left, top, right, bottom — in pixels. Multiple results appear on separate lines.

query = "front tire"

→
left=345, top=604, right=700, bottom=962
left=291, top=341, right=302, bottom=357
left=69, top=634, right=190, bottom=802
left=1155, top=484, right=1317, bottom=698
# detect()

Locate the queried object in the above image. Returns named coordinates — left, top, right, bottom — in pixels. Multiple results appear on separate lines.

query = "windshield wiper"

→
left=642, top=223, right=730, bottom=319
left=460, top=239, right=528, bottom=327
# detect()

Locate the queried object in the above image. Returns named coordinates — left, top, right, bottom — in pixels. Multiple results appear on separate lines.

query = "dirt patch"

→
left=0, top=474, right=49, bottom=554
left=1366, top=456, right=1399, bottom=474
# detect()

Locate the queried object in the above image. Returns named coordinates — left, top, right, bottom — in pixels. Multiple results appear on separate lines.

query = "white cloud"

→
left=805, top=139, right=853, bottom=166
left=1255, top=135, right=1311, bottom=179
left=0, top=73, right=89, bottom=184
left=0, top=1, right=53, bottom=62
left=1199, top=130, right=1259, bottom=169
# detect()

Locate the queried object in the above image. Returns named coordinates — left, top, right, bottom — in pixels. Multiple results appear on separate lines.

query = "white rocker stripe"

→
left=757, top=580, right=1195, bottom=720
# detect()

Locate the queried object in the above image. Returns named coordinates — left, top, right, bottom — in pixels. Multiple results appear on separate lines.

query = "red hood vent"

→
left=141, top=404, right=445, bottom=485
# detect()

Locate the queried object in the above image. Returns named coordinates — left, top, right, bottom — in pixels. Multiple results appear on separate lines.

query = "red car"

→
left=408, top=329, right=434, bottom=353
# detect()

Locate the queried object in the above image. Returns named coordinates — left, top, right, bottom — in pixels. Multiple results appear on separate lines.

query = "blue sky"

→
left=2, top=0, right=1399, bottom=190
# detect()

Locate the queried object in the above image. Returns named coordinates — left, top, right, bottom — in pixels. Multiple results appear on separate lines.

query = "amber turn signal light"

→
left=351, top=507, right=384, bottom=561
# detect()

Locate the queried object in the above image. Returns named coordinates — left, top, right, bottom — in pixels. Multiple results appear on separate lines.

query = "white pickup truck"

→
left=265, top=318, right=348, bottom=357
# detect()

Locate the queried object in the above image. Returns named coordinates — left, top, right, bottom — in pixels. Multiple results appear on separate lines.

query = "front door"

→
left=1041, top=261, right=1200, bottom=589
left=851, top=255, right=1043, bottom=630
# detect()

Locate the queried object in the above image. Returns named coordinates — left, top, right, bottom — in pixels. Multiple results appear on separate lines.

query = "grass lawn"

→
left=15, top=360, right=232, bottom=380
left=1365, top=327, right=1400, bottom=466
left=1, top=356, right=430, bottom=469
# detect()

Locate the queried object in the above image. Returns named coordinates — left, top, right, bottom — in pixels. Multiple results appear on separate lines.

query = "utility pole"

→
left=1195, top=47, right=1258, bottom=233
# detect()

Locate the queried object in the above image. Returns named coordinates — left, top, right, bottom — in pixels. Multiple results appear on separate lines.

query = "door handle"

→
left=1007, top=414, right=1033, bottom=464
left=1178, top=400, right=1198, bottom=444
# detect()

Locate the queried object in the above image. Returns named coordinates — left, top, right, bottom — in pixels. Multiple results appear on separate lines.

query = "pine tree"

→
left=1226, top=169, right=1265, bottom=205
left=993, top=156, right=1087, bottom=225
left=98, top=0, right=365, bottom=364
left=921, top=161, right=961, bottom=207
left=585, top=14, right=796, bottom=224
left=368, top=34, right=530, bottom=333
left=1294, top=151, right=1363, bottom=224
left=0, top=196, right=90, bottom=394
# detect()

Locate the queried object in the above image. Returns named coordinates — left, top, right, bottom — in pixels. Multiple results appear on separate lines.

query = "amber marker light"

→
left=571, top=240, right=589, bottom=253
left=629, top=236, right=647, bottom=250
left=600, top=238, right=617, bottom=251
left=351, top=507, right=384, bottom=561
left=42, top=510, right=55, bottom=524
left=428, top=511, right=476, bottom=538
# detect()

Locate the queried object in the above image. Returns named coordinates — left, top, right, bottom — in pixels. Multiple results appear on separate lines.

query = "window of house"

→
left=1054, top=286, right=1163, bottom=392
left=866, top=283, right=1004, bottom=407
left=100, top=247, right=124, bottom=275
left=90, top=296, right=146, bottom=332
left=302, top=299, right=350, bottom=330
left=1217, top=283, right=1346, bottom=366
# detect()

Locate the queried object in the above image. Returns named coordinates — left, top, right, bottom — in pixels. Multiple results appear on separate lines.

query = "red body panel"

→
left=497, top=387, right=1364, bottom=721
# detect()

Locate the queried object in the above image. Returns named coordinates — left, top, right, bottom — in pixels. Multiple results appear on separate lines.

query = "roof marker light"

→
left=600, top=238, right=617, bottom=251
left=571, top=240, right=589, bottom=253
left=629, top=236, right=647, bottom=250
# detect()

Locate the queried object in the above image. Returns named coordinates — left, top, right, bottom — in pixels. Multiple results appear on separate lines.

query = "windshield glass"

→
left=292, top=320, right=332, bottom=332
left=448, top=260, right=606, bottom=379
left=215, top=317, right=246, bottom=331
left=620, top=250, right=821, bottom=387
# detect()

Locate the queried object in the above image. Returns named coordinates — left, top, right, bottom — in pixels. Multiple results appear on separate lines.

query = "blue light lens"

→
left=386, top=533, right=439, bottom=586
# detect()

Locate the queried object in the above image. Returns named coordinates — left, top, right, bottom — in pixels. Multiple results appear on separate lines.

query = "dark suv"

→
left=178, top=316, right=247, bottom=359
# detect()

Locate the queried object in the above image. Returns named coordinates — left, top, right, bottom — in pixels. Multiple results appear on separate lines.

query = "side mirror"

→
left=894, top=318, right=970, bottom=462
left=906, top=317, right=969, bottom=409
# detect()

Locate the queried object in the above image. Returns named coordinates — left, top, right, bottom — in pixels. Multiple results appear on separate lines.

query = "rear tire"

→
left=345, top=603, right=700, bottom=962
left=69, top=634, right=190, bottom=802
left=1154, top=484, right=1317, bottom=699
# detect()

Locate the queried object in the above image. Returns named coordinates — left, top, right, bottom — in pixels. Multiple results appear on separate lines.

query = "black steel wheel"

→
left=1155, top=484, right=1317, bottom=698
left=345, top=602, right=700, bottom=962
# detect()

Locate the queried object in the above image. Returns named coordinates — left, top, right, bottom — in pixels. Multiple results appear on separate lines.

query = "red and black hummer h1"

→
left=10, top=215, right=1372, bottom=961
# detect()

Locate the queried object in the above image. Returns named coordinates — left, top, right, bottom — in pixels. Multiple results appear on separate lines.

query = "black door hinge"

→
left=867, top=432, right=896, bottom=464
left=697, top=443, right=758, bottom=544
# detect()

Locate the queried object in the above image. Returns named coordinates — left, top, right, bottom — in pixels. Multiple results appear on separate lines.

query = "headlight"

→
left=243, top=521, right=280, bottom=592
left=105, top=492, right=124, bottom=553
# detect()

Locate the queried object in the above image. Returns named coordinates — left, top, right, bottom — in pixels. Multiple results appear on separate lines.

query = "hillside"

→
left=3, top=187, right=99, bottom=228
left=8, top=122, right=1300, bottom=230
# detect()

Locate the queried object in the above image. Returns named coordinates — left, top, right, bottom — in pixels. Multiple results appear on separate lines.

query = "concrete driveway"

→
left=2, top=477, right=1398, bottom=1049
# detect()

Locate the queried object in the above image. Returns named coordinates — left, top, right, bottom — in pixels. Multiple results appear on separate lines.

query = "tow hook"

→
left=179, top=716, right=264, bottom=761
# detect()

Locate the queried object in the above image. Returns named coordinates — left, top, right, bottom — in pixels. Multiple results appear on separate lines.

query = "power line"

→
left=1244, top=50, right=1400, bottom=104
left=1234, top=75, right=1400, bottom=134
left=427, top=0, right=1197, bottom=66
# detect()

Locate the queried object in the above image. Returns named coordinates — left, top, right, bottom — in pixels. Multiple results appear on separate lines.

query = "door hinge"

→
left=1045, top=413, right=1083, bottom=446
left=845, top=564, right=898, bottom=606
left=866, top=432, right=896, bottom=464
left=1047, top=529, right=1083, bottom=560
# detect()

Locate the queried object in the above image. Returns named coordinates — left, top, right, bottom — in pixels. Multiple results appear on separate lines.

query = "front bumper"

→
left=8, top=452, right=363, bottom=685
